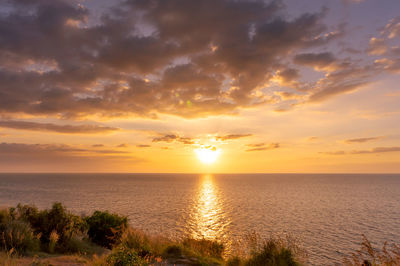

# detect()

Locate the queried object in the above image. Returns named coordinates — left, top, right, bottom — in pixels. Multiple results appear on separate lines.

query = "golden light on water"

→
left=189, top=175, right=229, bottom=240
left=195, top=146, right=221, bottom=165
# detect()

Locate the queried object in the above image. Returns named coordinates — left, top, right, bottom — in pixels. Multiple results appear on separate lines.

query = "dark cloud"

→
left=0, top=0, right=343, bottom=119
left=246, top=143, right=280, bottom=152
left=0, top=120, right=119, bottom=134
left=294, top=52, right=336, bottom=70
left=278, top=68, right=300, bottom=82
left=216, top=134, right=252, bottom=141
left=344, top=137, right=381, bottom=144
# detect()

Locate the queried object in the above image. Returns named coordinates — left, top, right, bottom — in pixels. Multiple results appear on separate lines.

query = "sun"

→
left=195, top=146, right=221, bottom=164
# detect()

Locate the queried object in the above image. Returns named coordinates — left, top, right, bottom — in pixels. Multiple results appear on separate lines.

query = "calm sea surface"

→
left=0, top=173, right=399, bottom=265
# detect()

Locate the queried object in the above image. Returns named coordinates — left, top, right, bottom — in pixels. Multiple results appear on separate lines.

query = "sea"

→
left=0, top=173, right=399, bottom=265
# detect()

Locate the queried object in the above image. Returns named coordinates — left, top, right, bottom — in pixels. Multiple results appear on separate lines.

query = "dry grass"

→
left=343, top=235, right=400, bottom=266
left=227, top=231, right=307, bottom=265
left=0, top=251, right=88, bottom=266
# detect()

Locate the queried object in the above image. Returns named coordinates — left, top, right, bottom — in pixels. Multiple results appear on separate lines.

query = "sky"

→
left=0, top=0, right=399, bottom=173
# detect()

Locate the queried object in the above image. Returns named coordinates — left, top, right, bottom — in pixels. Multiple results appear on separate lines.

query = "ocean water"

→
left=0, top=173, right=399, bottom=265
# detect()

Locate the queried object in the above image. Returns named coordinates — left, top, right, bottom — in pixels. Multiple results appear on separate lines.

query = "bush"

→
left=0, top=220, right=40, bottom=254
left=33, top=203, right=85, bottom=252
left=106, top=246, right=148, bottom=266
left=162, top=244, right=183, bottom=258
left=85, top=211, right=127, bottom=248
left=10, top=204, right=39, bottom=222
left=0, top=209, right=12, bottom=232
left=182, top=238, right=224, bottom=259
left=120, top=228, right=152, bottom=258
left=226, top=256, right=242, bottom=266
left=64, top=237, right=106, bottom=255
left=234, top=233, right=305, bottom=266
left=245, top=240, right=299, bottom=266
left=11, top=203, right=85, bottom=252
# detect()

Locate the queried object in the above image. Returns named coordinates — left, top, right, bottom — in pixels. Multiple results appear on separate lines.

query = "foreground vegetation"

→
left=1, top=203, right=399, bottom=265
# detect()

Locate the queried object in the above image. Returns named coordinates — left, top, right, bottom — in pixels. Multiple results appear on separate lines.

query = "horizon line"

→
left=1, top=172, right=400, bottom=175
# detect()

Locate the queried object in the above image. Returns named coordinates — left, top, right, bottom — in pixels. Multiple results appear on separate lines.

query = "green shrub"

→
left=36, top=203, right=85, bottom=251
left=106, top=246, right=148, bottom=266
left=245, top=240, right=299, bottom=266
left=11, top=204, right=39, bottom=222
left=64, top=237, right=106, bottom=255
left=0, top=220, right=40, bottom=254
left=162, top=244, right=183, bottom=258
left=226, top=256, right=242, bottom=266
left=85, top=211, right=127, bottom=248
left=0, top=209, right=12, bottom=232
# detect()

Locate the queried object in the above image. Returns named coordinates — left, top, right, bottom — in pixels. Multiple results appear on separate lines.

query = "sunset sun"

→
left=195, top=146, right=221, bottom=164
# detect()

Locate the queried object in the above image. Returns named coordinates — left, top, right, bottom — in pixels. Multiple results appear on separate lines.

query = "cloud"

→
left=152, top=134, right=195, bottom=144
left=351, top=147, right=400, bottom=154
left=0, top=120, right=119, bottom=134
left=374, top=58, right=400, bottom=74
left=382, top=17, right=400, bottom=39
left=0, top=142, right=129, bottom=156
left=321, top=150, right=346, bottom=155
left=136, top=144, right=151, bottom=148
left=366, top=17, right=400, bottom=74
left=246, top=143, right=266, bottom=148
left=0, top=142, right=141, bottom=170
left=283, top=50, right=375, bottom=105
left=322, top=146, right=400, bottom=155
left=117, top=143, right=128, bottom=148
left=246, top=143, right=280, bottom=152
left=216, top=134, right=252, bottom=141
left=152, top=134, right=178, bottom=143
left=0, top=0, right=345, bottom=119
left=271, top=68, right=302, bottom=89
left=294, top=52, right=337, bottom=71
left=92, top=144, right=104, bottom=147
left=178, top=137, right=195, bottom=145
left=308, top=64, right=372, bottom=102
left=344, top=137, right=381, bottom=144
left=368, top=38, right=387, bottom=55
left=309, top=82, right=368, bottom=102
left=275, top=91, right=303, bottom=100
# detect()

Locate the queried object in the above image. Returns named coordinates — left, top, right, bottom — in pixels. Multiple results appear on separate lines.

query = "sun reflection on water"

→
left=188, top=175, right=230, bottom=242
